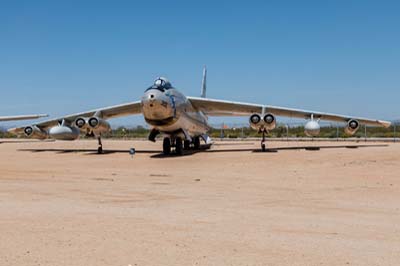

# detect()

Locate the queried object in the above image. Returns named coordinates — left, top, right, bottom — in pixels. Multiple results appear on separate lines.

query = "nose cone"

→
left=141, top=89, right=175, bottom=123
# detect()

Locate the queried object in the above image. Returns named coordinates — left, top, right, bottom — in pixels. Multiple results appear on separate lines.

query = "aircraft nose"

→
left=142, top=90, right=174, bottom=121
left=147, top=93, right=157, bottom=107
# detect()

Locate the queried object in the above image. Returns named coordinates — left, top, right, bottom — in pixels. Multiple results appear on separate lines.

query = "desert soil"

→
left=0, top=139, right=399, bottom=266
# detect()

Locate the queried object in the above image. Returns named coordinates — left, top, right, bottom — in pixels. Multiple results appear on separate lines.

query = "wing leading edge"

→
left=188, top=97, right=391, bottom=128
left=0, top=114, right=48, bottom=122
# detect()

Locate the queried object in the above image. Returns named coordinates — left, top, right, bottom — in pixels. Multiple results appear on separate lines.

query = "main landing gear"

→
left=162, top=136, right=202, bottom=155
left=193, top=136, right=201, bottom=150
left=163, top=137, right=171, bottom=155
left=261, top=130, right=266, bottom=152
left=175, top=137, right=183, bottom=155
left=163, top=137, right=183, bottom=155
left=97, top=136, right=103, bottom=154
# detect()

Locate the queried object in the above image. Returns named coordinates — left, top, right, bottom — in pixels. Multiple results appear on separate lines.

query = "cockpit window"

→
left=145, top=77, right=173, bottom=92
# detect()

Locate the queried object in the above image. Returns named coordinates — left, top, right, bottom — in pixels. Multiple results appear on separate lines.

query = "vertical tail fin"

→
left=201, top=66, right=207, bottom=98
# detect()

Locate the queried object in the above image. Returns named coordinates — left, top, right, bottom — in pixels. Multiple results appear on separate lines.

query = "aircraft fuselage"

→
left=141, top=87, right=210, bottom=139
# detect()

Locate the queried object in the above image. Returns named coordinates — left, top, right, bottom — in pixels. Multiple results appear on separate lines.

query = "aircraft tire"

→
left=163, top=137, right=171, bottom=155
left=175, top=137, right=183, bottom=155
left=261, top=143, right=266, bottom=152
left=184, top=140, right=191, bottom=150
left=193, top=137, right=201, bottom=150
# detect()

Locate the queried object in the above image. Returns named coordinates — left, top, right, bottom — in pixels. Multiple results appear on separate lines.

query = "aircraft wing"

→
left=188, top=97, right=391, bottom=128
left=0, top=114, right=48, bottom=122
left=9, top=101, right=142, bottom=134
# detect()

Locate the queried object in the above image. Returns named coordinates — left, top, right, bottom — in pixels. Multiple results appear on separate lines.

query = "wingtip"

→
left=379, top=120, right=392, bottom=128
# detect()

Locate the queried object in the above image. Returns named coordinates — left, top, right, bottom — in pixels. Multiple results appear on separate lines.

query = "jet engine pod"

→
left=263, top=113, right=276, bottom=130
left=304, top=120, right=321, bottom=137
left=249, top=114, right=262, bottom=130
left=49, top=125, right=80, bottom=141
left=88, top=117, right=111, bottom=134
left=24, top=126, right=48, bottom=139
left=74, top=117, right=88, bottom=129
left=344, top=119, right=360, bottom=136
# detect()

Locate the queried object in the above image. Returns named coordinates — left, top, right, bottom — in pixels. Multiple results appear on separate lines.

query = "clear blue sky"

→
left=1, top=0, right=399, bottom=127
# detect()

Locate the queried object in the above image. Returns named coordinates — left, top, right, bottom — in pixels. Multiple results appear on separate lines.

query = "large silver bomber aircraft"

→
left=9, top=68, right=390, bottom=155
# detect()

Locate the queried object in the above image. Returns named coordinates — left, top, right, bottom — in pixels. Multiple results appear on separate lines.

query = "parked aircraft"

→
left=9, top=68, right=390, bottom=155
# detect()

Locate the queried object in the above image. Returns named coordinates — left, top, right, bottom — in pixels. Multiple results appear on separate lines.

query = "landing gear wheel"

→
left=193, top=137, right=201, bottom=150
left=184, top=140, right=191, bottom=150
left=175, top=137, right=183, bottom=155
left=163, top=137, right=171, bottom=155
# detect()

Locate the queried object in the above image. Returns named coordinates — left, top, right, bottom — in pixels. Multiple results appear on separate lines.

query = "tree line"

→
left=1, top=124, right=398, bottom=139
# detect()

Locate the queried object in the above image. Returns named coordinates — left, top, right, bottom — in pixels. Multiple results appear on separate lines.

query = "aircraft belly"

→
left=156, top=112, right=209, bottom=136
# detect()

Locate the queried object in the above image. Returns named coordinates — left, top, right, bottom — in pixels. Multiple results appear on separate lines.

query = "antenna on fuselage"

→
left=201, top=66, right=207, bottom=98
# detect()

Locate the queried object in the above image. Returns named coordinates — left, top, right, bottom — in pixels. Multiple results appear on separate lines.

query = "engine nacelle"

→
left=24, top=126, right=48, bottom=140
left=87, top=117, right=111, bottom=135
left=74, top=117, right=88, bottom=130
left=249, top=113, right=276, bottom=131
left=263, top=113, right=276, bottom=130
left=344, top=119, right=360, bottom=136
left=49, top=126, right=80, bottom=141
left=304, top=120, right=321, bottom=137
left=249, top=114, right=262, bottom=130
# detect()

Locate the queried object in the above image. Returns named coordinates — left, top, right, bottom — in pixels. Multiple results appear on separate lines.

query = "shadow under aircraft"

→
left=18, top=143, right=389, bottom=158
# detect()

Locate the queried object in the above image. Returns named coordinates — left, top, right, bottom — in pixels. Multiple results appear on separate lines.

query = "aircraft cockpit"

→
left=145, top=77, right=173, bottom=92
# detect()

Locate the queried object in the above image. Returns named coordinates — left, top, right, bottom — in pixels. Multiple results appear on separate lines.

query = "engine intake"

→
left=344, top=119, right=360, bottom=136
left=249, top=114, right=261, bottom=125
left=75, top=117, right=87, bottom=129
left=87, top=117, right=111, bottom=134
left=263, top=114, right=276, bottom=130
left=24, top=126, right=48, bottom=139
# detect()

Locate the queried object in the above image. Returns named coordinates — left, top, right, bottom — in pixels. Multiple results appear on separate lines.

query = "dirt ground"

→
left=0, top=139, right=399, bottom=266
